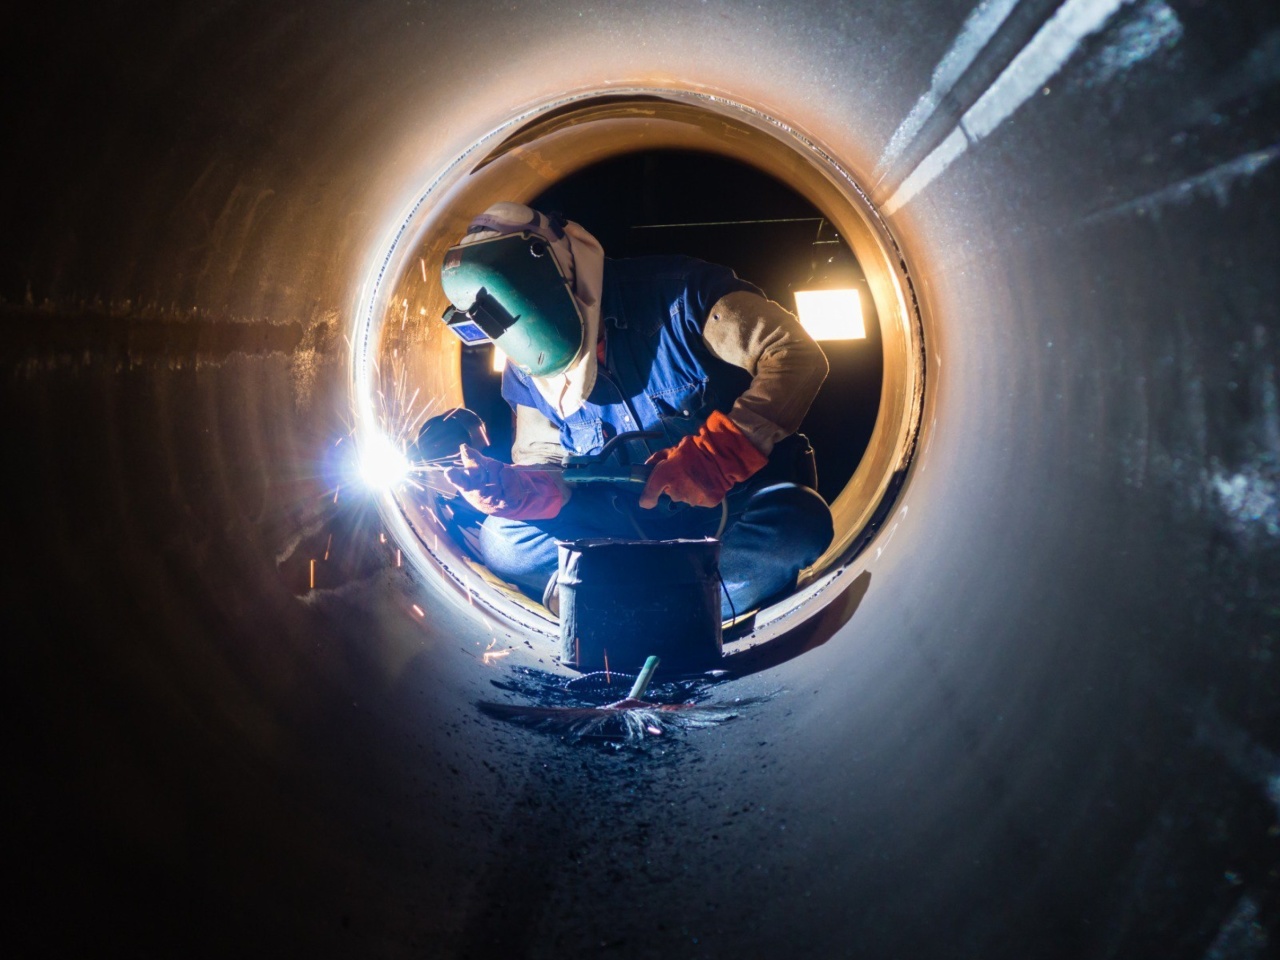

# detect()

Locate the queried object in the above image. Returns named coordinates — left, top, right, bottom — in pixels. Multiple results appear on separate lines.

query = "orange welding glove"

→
left=639, top=410, right=768, bottom=509
left=443, top=444, right=567, bottom=520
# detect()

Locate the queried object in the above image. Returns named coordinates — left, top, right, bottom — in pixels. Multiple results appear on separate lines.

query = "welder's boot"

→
left=541, top=572, right=560, bottom=618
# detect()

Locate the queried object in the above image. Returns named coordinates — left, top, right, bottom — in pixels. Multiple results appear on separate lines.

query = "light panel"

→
left=794, top=288, right=865, bottom=340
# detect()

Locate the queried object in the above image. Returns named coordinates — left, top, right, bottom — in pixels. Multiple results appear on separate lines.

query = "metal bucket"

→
left=557, top=538, right=722, bottom=672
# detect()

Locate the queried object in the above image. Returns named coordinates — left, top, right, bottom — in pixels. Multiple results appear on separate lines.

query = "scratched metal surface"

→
left=2, top=1, right=1278, bottom=957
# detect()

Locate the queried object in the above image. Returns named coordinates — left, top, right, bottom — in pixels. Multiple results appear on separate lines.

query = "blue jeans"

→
left=479, top=480, right=835, bottom=620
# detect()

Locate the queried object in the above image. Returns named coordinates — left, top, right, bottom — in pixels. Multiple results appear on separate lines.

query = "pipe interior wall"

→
left=3, top=1, right=1278, bottom=957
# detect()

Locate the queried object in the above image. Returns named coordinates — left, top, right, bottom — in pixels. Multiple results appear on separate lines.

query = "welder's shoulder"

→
left=610, top=256, right=762, bottom=322
left=611, top=254, right=750, bottom=289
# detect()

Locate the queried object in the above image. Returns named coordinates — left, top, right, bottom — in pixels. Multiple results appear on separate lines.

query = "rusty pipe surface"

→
left=3, top=1, right=1279, bottom=957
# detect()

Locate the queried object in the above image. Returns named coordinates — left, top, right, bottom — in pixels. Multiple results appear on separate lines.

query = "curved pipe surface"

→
left=3, top=2, right=1278, bottom=957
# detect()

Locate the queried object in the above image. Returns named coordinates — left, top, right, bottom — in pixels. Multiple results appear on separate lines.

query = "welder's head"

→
left=440, top=202, right=602, bottom=379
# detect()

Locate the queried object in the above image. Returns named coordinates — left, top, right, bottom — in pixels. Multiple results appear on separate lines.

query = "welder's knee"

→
left=477, top=516, right=559, bottom=592
left=788, top=488, right=835, bottom=564
left=749, top=482, right=834, bottom=562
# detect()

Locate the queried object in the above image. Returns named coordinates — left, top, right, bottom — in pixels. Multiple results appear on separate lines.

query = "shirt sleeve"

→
left=700, top=290, right=829, bottom=455
left=500, top=362, right=535, bottom=409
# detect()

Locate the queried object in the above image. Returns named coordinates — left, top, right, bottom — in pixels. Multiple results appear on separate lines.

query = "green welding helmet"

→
left=439, top=232, right=586, bottom=377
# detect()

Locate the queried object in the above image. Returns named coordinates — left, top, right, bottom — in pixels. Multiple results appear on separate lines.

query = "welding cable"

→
left=628, top=513, right=647, bottom=538
left=606, top=491, right=649, bottom=539
left=717, top=566, right=736, bottom=628
left=613, top=492, right=727, bottom=556
left=713, top=499, right=733, bottom=625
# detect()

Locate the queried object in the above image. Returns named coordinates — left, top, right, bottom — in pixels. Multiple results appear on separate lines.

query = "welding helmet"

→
left=441, top=213, right=586, bottom=378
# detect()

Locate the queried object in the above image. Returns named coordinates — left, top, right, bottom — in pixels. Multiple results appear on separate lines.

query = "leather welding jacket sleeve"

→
left=512, top=403, right=572, bottom=466
left=701, top=290, right=829, bottom=456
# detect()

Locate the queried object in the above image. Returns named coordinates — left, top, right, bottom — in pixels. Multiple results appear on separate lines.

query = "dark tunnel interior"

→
left=3, top=1, right=1280, bottom=958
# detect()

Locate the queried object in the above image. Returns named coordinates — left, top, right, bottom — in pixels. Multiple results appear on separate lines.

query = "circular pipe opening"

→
left=352, top=87, right=926, bottom=649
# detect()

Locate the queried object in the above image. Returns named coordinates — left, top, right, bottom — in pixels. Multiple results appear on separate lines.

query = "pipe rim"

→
left=352, top=84, right=927, bottom=653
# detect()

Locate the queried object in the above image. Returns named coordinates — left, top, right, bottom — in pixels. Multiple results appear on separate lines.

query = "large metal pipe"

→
left=4, top=2, right=1278, bottom=957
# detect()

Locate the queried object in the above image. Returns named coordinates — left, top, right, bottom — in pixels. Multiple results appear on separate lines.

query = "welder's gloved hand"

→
left=639, top=410, right=768, bottom=509
left=443, top=444, right=567, bottom=520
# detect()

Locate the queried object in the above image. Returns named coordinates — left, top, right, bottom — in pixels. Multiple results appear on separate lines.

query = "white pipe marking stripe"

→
left=1082, top=144, right=1280, bottom=223
left=877, top=0, right=1022, bottom=175
left=961, top=0, right=1131, bottom=140
left=884, top=0, right=1133, bottom=214
left=883, top=129, right=968, bottom=216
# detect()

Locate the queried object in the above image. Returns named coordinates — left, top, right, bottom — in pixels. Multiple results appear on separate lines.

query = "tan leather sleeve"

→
left=511, top=403, right=569, bottom=466
left=701, top=290, right=829, bottom=455
left=510, top=403, right=573, bottom=504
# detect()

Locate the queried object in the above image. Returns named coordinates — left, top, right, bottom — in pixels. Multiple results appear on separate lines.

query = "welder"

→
left=437, top=201, right=834, bottom=619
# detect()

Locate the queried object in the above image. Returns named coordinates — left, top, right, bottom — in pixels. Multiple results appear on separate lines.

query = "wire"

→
left=631, top=216, right=825, bottom=229
left=715, top=499, right=733, bottom=625
left=612, top=491, right=649, bottom=538
left=717, top=567, right=737, bottom=629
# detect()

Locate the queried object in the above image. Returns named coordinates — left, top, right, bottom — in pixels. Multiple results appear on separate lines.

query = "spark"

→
left=334, top=436, right=343, bottom=447
left=420, top=257, right=427, bottom=282
left=358, top=432, right=410, bottom=490
left=411, top=604, right=425, bottom=618
left=359, top=345, right=444, bottom=496
left=646, top=725, right=662, bottom=736
left=333, top=486, right=340, bottom=504
left=348, top=309, right=463, bottom=593
left=604, top=650, right=611, bottom=685
left=324, top=533, right=332, bottom=561
left=309, top=559, right=315, bottom=590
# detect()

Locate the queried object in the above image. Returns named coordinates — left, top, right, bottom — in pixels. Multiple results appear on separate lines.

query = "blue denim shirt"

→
left=502, top=256, right=759, bottom=464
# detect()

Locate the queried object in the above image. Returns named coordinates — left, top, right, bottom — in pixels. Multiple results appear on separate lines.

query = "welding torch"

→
left=413, top=409, right=658, bottom=488
left=409, top=429, right=657, bottom=497
left=413, top=412, right=726, bottom=533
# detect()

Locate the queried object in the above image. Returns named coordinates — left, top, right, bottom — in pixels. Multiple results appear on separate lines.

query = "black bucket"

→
left=558, top=538, right=722, bottom=673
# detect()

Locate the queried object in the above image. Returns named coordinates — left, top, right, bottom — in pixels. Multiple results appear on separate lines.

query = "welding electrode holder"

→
left=563, top=429, right=718, bottom=535
left=560, top=430, right=659, bottom=488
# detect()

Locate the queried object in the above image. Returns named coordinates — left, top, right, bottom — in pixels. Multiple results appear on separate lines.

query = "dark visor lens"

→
left=443, top=288, right=519, bottom=346
left=444, top=314, right=490, bottom=344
